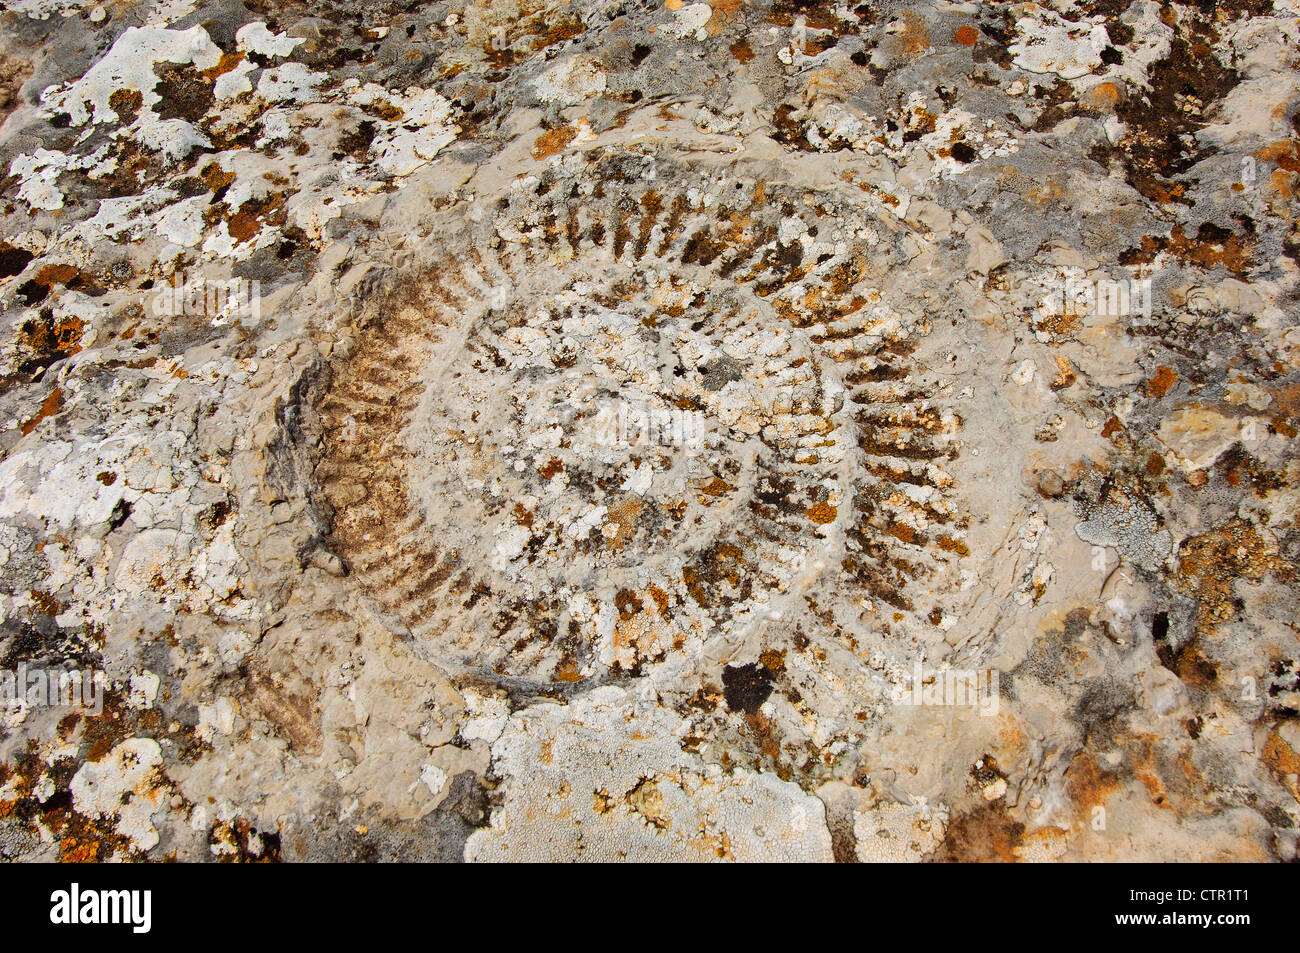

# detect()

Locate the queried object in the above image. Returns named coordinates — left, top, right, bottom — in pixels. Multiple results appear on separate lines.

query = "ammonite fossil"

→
left=315, top=160, right=1000, bottom=722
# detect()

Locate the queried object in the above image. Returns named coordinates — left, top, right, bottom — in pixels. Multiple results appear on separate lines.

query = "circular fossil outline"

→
left=315, top=164, right=975, bottom=694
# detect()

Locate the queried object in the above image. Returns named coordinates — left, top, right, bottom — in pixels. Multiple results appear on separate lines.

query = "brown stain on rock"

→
left=1122, top=223, right=1252, bottom=276
left=1065, top=750, right=1121, bottom=812
left=1175, top=519, right=1282, bottom=635
left=729, top=38, right=754, bottom=63
left=1262, top=730, right=1300, bottom=800
left=532, top=124, right=577, bottom=159
left=928, top=801, right=1024, bottom=862
left=249, top=673, right=322, bottom=756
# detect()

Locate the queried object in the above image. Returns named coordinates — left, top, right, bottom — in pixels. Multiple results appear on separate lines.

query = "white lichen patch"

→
left=465, top=688, right=834, bottom=862
left=69, top=738, right=168, bottom=852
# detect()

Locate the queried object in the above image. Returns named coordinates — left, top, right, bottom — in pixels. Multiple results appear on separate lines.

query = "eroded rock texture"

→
left=0, top=0, right=1297, bottom=862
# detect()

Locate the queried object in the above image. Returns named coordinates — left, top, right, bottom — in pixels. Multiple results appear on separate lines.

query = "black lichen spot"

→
left=1151, top=610, right=1169, bottom=643
left=722, top=662, right=773, bottom=714
left=16, top=279, right=48, bottom=306
left=335, top=119, right=377, bottom=162
left=107, top=498, right=132, bottom=532
left=0, top=246, right=34, bottom=279
left=949, top=141, right=977, bottom=163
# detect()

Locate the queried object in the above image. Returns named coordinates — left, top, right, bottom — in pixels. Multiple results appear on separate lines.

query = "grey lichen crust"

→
left=0, top=0, right=1297, bottom=861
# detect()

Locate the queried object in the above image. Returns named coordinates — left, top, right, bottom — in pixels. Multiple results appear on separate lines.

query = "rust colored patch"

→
left=928, top=801, right=1025, bottom=862
left=35, top=263, right=79, bottom=287
left=1257, top=140, right=1300, bottom=173
left=202, top=51, right=246, bottom=81
left=614, top=588, right=644, bottom=620
left=532, top=124, right=577, bottom=160
left=1101, top=416, right=1124, bottom=441
left=20, top=387, right=63, bottom=436
left=227, top=208, right=262, bottom=244
left=603, top=497, right=643, bottom=552
left=708, top=0, right=745, bottom=32
left=539, top=458, right=563, bottom=479
left=805, top=502, right=837, bottom=524
left=1176, top=519, right=1282, bottom=635
left=199, top=162, right=236, bottom=193
left=1065, top=751, right=1122, bottom=812
left=531, top=15, right=585, bottom=50
left=1051, top=356, right=1076, bottom=390
left=700, top=476, right=733, bottom=496
left=108, top=87, right=142, bottom=122
left=937, top=535, right=969, bottom=556
left=30, top=590, right=62, bottom=616
left=647, top=584, right=670, bottom=616
left=554, top=656, right=585, bottom=683
left=1145, top=365, right=1178, bottom=398
left=1262, top=729, right=1300, bottom=799
left=954, top=25, right=979, bottom=46
left=224, top=192, right=286, bottom=245
left=759, top=648, right=786, bottom=674
left=1145, top=452, right=1166, bottom=476
left=15, top=311, right=84, bottom=379
left=729, top=38, right=754, bottom=63
left=1081, top=81, right=1121, bottom=112
left=1121, top=223, right=1252, bottom=276
left=889, top=522, right=917, bottom=544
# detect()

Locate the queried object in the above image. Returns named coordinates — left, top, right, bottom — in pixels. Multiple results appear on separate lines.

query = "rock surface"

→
left=0, top=0, right=1297, bottom=862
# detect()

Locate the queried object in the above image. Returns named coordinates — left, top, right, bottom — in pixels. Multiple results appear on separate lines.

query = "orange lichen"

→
left=603, top=497, right=643, bottom=551
left=1051, top=357, right=1076, bottom=390
left=937, top=535, right=969, bottom=556
left=1262, top=730, right=1300, bottom=800
left=1175, top=519, right=1282, bottom=634
left=20, top=387, right=63, bottom=436
left=700, top=476, right=733, bottom=497
left=1145, top=365, right=1178, bottom=398
left=647, top=585, right=670, bottom=616
left=805, top=502, right=837, bottom=524
left=532, top=124, right=577, bottom=159
left=729, top=38, right=754, bottom=63
left=759, top=649, right=786, bottom=674
left=1082, top=82, right=1121, bottom=112
left=1065, top=751, right=1122, bottom=812
left=1123, top=224, right=1252, bottom=276
left=202, top=51, right=245, bottom=81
